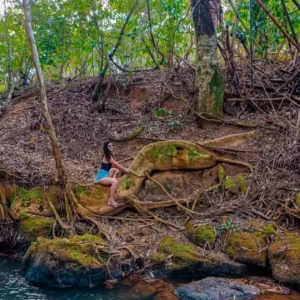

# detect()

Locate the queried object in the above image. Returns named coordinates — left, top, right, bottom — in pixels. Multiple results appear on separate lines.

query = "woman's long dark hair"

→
left=103, top=141, right=113, bottom=162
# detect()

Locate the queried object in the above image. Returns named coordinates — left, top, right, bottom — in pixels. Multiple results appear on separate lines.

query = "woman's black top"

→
left=101, top=162, right=112, bottom=171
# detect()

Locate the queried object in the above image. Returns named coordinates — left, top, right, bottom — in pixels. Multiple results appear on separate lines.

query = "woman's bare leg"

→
left=98, top=177, right=119, bottom=207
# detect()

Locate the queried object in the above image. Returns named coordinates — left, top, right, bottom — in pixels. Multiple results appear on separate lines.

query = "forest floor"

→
left=1, top=67, right=300, bottom=261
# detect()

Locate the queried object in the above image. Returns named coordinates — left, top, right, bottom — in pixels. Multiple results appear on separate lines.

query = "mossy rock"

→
left=19, top=213, right=54, bottom=242
left=21, top=234, right=109, bottom=287
left=269, top=232, right=300, bottom=290
left=150, top=253, right=167, bottom=267
left=224, top=174, right=248, bottom=200
left=158, top=236, right=201, bottom=266
left=186, top=221, right=216, bottom=248
left=154, top=236, right=249, bottom=278
left=225, top=222, right=276, bottom=267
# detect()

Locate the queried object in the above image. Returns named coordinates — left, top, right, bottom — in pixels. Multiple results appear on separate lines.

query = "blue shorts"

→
left=96, top=169, right=109, bottom=182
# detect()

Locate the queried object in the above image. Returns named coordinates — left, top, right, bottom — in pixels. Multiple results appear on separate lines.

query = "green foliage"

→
left=168, top=121, right=182, bottom=131
left=216, top=218, right=240, bottom=236
left=0, top=0, right=298, bottom=86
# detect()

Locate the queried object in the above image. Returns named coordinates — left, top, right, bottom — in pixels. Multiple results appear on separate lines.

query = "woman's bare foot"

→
left=107, top=198, right=119, bottom=208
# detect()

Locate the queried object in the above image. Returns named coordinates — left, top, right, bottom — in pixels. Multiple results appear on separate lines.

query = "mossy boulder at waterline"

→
left=225, top=222, right=276, bottom=267
left=269, top=232, right=300, bottom=290
left=151, top=236, right=249, bottom=278
left=21, top=234, right=109, bottom=287
left=186, top=221, right=216, bottom=248
left=19, top=213, right=54, bottom=243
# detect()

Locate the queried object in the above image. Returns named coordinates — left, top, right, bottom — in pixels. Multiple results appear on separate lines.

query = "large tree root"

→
left=4, top=139, right=254, bottom=231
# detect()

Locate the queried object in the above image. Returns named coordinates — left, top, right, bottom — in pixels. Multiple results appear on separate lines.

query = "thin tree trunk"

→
left=190, top=0, right=224, bottom=117
left=92, top=0, right=139, bottom=104
left=280, top=0, right=298, bottom=44
left=22, top=0, right=67, bottom=184
left=4, top=0, right=12, bottom=90
left=291, top=0, right=300, bottom=11
left=231, top=0, right=242, bottom=50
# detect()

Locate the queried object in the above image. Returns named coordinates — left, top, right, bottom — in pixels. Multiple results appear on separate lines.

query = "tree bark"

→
left=4, top=0, right=12, bottom=90
left=22, top=0, right=67, bottom=184
left=190, top=0, right=224, bottom=118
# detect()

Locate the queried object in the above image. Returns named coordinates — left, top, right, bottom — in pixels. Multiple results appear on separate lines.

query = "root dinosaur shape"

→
left=79, top=140, right=252, bottom=217
left=2, top=137, right=254, bottom=223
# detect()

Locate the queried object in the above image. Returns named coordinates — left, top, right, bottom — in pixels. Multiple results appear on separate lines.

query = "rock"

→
left=174, top=277, right=260, bottom=300
left=269, top=232, right=300, bottom=290
left=151, top=236, right=250, bottom=278
left=21, top=234, right=109, bottom=287
left=19, top=213, right=54, bottom=243
left=225, top=221, right=276, bottom=267
left=186, top=221, right=216, bottom=248
left=224, top=174, right=248, bottom=200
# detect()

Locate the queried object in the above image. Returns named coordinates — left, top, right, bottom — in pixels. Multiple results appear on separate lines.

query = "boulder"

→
left=225, top=222, right=276, bottom=267
left=151, top=236, right=249, bottom=278
left=21, top=234, right=109, bottom=287
left=269, top=232, right=300, bottom=290
left=186, top=221, right=216, bottom=248
left=224, top=174, right=248, bottom=200
left=174, top=277, right=260, bottom=300
left=19, top=213, right=54, bottom=243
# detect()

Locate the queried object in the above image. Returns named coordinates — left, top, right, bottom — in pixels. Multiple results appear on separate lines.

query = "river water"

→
left=1, top=256, right=300, bottom=300
left=0, top=256, right=152, bottom=300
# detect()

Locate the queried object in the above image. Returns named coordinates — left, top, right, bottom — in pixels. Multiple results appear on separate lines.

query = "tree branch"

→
left=255, top=0, right=300, bottom=52
left=92, top=0, right=139, bottom=103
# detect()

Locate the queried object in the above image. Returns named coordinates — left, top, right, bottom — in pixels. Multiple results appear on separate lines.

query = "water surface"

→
left=0, top=256, right=150, bottom=300
left=1, top=256, right=300, bottom=300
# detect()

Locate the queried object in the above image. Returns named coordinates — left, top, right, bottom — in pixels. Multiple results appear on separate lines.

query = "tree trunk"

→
left=4, top=0, right=12, bottom=90
left=190, top=0, right=224, bottom=117
left=22, top=0, right=67, bottom=185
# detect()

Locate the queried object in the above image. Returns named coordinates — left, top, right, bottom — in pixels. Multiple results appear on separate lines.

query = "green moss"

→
left=74, top=186, right=90, bottom=196
left=150, top=253, right=166, bottom=266
left=225, top=229, right=269, bottom=267
left=10, top=187, right=43, bottom=208
left=186, top=221, right=215, bottom=248
left=188, top=149, right=208, bottom=161
left=218, top=165, right=225, bottom=183
left=19, top=213, right=54, bottom=242
left=237, top=174, right=248, bottom=193
left=186, top=220, right=194, bottom=235
left=296, top=193, right=300, bottom=206
left=208, top=69, right=224, bottom=117
left=224, top=177, right=237, bottom=192
left=261, top=223, right=277, bottom=238
left=123, top=175, right=132, bottom=190
left=158, top=236, right=200, bottom=265
left=271, top=233, right=300, bottom=260
left=29, top=234, right=108, bottom=267
left=194, top=225, right=216, bottom=246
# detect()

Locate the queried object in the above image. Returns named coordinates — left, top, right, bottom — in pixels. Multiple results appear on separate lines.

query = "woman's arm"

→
left=109, top=158, right=130, bottom=173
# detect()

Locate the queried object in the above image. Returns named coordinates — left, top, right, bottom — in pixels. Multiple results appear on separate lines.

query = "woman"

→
left=96, top=142, right=130, bottom=208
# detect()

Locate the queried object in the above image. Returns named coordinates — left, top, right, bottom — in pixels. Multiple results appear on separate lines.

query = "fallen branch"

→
left=109, top=124, right=145, bottom=142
